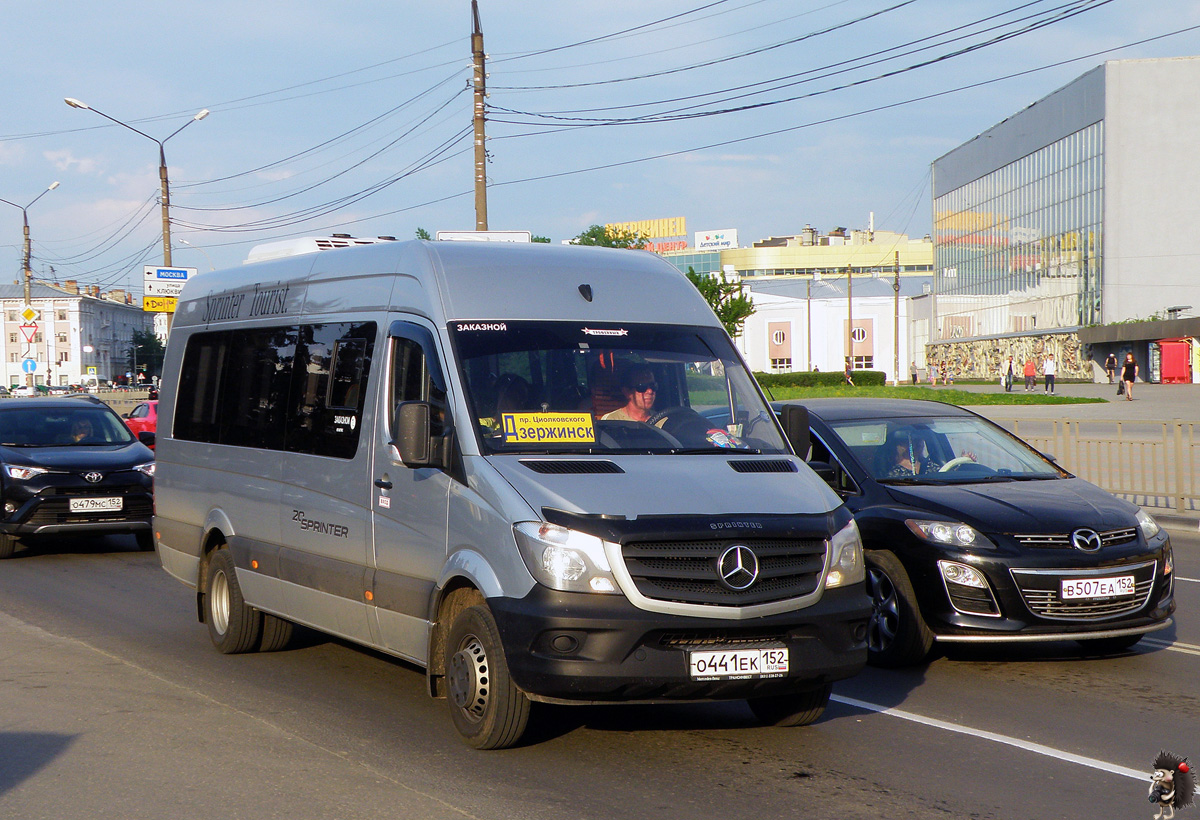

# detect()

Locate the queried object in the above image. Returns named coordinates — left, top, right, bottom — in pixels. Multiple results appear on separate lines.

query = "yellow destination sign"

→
left=502, top=412, right=596, bottom=444
left=143, top=295, right=178, bottom=313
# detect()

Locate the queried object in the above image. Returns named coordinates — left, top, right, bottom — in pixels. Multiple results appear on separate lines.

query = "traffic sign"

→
left=19, top=324, right=37, bottom=344
left=143, top=295, right=178, bottom=313
left=20, top=306, right=39, bottom=323
left=21, top=358, right=37, bottom=374
left=144, top=265, right=195, bottom=298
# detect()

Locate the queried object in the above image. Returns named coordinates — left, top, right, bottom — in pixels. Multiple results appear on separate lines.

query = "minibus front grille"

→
left=519, top=459, right=624, bottom=474
left=621, top=538, right=827, bottom=606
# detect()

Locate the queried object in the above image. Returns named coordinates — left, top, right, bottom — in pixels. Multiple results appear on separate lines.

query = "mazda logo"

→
left=717, top=545, right=760, bottom=591
left=1071, top=528, right=1103, bottom=551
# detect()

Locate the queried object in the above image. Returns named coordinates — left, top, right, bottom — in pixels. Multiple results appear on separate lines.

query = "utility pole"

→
left=893, top=250, right=901, bottom=386
left=471, top=0, right=488, bottom=230
left=845, top=265, right=853, bottom=374
left=806, top=277, right=812, bottom=371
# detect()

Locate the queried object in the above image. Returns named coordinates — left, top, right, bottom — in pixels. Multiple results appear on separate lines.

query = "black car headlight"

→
left=1135, top=508, right=1161, bottom=539
left=134, top=461, right=155, bottom=478
left=513, top=522, right=620, bottom=594
left=5, top=464, right=49, bottom=481
left=905, top=519, right=995, bottom=549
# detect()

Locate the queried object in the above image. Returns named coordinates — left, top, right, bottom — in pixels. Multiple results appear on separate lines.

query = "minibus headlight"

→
left=825, top=519, right=864, bottom=589
left=5, top=464, right=49, bottom=481
left=513, top=522, right=621, bottom=595
left=1135, top=508, right=1161, bottom=539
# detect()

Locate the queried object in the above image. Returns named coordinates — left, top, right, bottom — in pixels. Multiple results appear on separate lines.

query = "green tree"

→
left=127, top=329, right=166, bottom=381
left=571, top=224, right=649, bottom=249
left=531, top=235, right=551, bottom=243
left=685, top=267, right=755, bottom=338
left=415, top=227, right=432, bottom=240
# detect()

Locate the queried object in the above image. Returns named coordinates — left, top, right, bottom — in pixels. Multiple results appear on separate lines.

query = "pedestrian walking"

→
left=1023, top=357, right=1037, bottom=392
left=928, top=364, right=938, bottom=385
left=843, top=358, right=855, bottom=387
left=1042, top=353, right=1057, bottom=394
left=1104, top=352, right=1117, bottom=384
left=1121, top=352, right=1138, bottom=401
left=1004, top=356, right=1015, bottom=392
left=910, top=361, right=918, bottom=385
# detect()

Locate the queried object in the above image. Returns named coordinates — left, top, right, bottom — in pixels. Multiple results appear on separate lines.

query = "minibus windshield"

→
left=450, top=321, right=790, bottom=456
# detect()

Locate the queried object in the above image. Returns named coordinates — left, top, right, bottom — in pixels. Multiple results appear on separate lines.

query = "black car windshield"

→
left=0, top=405, right=136, bottom=447
left=451, top=320, right=789, bottom=455
left=829, top=415, right=1066, bottom=483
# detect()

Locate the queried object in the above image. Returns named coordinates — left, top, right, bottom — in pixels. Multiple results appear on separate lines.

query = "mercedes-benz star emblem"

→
left=1071, top=528, right=1103, bottom=551
left=717, top=544, right=760, bottom=591
left=83, top=471, right=104, bottom=484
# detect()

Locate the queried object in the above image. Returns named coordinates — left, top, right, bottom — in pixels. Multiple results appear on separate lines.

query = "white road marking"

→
left=1141, top=637, right=1200, bottom=657
left=1175, top=576, right=1199, bottom=583
left=832, top=694, right=1145, bottom=781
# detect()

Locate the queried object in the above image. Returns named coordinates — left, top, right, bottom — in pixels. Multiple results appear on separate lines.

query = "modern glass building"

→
left=929, top=57, right=1200, bottom=378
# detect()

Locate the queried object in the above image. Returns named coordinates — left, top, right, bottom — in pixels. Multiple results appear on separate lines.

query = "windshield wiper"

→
left=668, top=447, right=762, bottom=455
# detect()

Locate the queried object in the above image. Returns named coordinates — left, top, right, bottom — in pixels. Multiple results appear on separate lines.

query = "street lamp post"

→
left=64, top=99, right=208, bottom=268
left=1, top=181, right=60, bottom=386
left=178, top=238, right=216, bottom=271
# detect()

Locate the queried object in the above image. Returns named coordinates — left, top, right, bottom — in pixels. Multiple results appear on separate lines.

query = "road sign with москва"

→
left=143, top=266, right=195, bottom=298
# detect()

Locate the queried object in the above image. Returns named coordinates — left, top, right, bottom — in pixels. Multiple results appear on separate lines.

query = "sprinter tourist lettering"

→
left=502, top=412, right=595, bottom=444
left=201, top=283, right=292, bottom=324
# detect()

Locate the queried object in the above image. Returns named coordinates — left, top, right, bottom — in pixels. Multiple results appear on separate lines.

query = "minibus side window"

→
left=285, top=322, right=375, bottom=459
left=391, top=338, right=447, bottom=437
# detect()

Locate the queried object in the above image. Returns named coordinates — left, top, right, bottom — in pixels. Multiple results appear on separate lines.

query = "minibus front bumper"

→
left=488, top=584, right=870, bottom=703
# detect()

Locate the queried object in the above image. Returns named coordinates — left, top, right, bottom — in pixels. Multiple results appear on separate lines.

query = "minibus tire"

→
left=747, top=683, right=832, bottom=727
left=205, top=549, right=263, bottom=654
left=259, top=614, right=295, bottom=652
left=445, top=605, right=531, bottom=750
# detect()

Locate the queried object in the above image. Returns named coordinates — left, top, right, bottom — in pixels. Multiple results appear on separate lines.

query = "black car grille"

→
left=621, top=538, right=826, bottom=607
left=24, top=487, right=153, bottom=526
left=944, top=580, right=1000, bottom=616
left=1010, top=560, right=1156, bottom=620
left=1012, top=528, right=1138, bottom=549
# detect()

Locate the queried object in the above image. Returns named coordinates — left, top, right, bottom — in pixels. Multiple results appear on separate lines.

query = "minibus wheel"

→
left=747, top=683, right=832, bottom=727
left=445, top=605, right=530, bottom=749
left=205, top=549, right=263, bottom=654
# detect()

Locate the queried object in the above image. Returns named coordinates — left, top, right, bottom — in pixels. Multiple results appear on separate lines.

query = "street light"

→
left=178, top=238, right=216, bottom=271
left=64, top=98, right=208, bottom=268
left=1, top=181, right=60, bottom=387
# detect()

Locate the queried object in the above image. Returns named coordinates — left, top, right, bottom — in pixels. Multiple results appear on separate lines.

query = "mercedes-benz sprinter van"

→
left=153, top=239, right=869, bottom=748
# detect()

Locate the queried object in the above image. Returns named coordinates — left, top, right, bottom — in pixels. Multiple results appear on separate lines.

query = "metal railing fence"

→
left=991, top=417, right=1199, bottom=516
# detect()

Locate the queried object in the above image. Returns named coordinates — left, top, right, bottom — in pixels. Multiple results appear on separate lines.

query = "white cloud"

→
left=0, top=143, right=26, bottom=166
left=43, top=149, right=99, bottom=174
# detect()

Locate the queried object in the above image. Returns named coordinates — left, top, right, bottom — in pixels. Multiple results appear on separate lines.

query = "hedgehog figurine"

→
left=1149, top=751, right=1194, bottom=820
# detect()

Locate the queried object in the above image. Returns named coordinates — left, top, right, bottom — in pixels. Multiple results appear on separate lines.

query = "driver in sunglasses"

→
left=601, top=365, right=661, bottom=424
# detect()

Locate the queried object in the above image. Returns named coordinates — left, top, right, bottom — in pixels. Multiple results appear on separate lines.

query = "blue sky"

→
left=2, top=0, right=1199, bottom=292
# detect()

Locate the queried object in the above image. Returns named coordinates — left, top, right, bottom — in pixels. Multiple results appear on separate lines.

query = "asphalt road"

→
left=1, top=530, right=1196, bottom=820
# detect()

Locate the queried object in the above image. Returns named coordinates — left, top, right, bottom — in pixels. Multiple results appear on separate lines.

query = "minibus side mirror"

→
left=779, top=404, right=810, bottom=458
left=394, top=401, right=434, bottom=467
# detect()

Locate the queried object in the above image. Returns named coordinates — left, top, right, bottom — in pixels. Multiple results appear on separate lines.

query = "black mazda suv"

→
left=0, top=396, right=155, bottom=557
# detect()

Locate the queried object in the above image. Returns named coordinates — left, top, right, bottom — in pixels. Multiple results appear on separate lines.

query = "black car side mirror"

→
left=137, top=431, right=156, bottom=448
left=806, top=460, right=837, bottom=486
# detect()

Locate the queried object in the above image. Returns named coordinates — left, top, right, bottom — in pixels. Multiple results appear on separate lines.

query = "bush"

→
left=753, top=370, right=887, bottom=388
